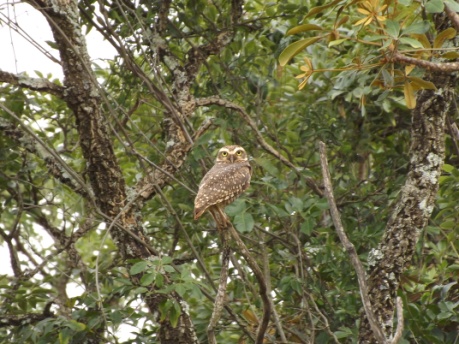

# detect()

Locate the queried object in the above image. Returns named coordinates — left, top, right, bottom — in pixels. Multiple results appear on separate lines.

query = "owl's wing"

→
left=194, top=163, right=251, bottom=219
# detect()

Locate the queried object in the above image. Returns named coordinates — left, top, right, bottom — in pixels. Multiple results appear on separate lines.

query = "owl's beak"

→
left=230, top=155, right=235, bottom=163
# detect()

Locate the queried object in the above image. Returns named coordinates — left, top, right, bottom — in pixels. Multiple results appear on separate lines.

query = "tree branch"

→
left=0, top=70, right=64, bottom=97
left=207, top=226, right=231, bottom=344
left=228, top=223, right=271, bottom=343
left=391, top=51, right=459, bottom=72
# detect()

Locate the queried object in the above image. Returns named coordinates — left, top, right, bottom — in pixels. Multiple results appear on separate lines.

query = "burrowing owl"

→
left=194, top=145, right=252, bottom=220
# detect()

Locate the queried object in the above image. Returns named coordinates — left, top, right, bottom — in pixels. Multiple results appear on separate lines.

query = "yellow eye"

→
left=236, top=150, right=242, bottom=155
left=221, top=151, right=228, bottom=157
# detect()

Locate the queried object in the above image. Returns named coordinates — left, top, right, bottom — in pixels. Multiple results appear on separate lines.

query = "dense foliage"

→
left=1, top=0, right=458, bottom=343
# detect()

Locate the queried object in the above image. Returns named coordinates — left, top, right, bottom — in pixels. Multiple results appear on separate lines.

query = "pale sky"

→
left=0, top=2, right=116, bottom=78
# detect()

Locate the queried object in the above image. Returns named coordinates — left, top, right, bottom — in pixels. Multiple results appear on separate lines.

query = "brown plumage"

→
left=194, top=145, right=251, bottom=220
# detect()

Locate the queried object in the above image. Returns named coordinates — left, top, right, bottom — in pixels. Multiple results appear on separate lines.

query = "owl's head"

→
left=216, top=145, right=248, bottom=163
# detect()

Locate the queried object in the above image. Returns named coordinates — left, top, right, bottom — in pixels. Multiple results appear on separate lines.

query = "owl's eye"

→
left=236, top=150, right=242, bottom=156
left=221, top=151, right=228, bottom=157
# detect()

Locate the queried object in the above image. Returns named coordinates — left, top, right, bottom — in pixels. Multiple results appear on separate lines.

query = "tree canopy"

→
left=1, top=0, right=459, bottom=343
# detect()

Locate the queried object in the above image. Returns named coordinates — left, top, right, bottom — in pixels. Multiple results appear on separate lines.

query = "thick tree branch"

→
left=391, top=51, right=459, bottom=72
left=0, top=70, right=64, bottom=97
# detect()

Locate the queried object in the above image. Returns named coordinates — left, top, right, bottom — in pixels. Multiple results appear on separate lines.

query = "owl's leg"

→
left=215, top=205, right=230, bottom=227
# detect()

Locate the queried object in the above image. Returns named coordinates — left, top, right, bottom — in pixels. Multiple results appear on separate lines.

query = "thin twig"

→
left=391, top=297, right=404, bottom=344
left=318, top=141, right=387, bottom=344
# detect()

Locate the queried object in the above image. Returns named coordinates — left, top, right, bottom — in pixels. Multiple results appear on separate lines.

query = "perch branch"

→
left=195, top=96, right=323, bottom=196
left=227, top=221, right=271, bottom=343
left=207, top=211, right=232, bottom=344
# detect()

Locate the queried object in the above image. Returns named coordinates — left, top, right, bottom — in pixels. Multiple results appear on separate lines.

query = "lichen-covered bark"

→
left=358, top=59, right=457, bottom=344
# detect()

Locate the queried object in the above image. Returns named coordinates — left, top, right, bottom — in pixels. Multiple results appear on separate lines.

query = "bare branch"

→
left=318, top=141, right=387, bottom=344
left=0, top=70, right=64, bottom=97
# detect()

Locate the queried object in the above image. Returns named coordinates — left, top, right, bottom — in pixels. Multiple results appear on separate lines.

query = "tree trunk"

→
left=358, top=14, right=457, bottom=342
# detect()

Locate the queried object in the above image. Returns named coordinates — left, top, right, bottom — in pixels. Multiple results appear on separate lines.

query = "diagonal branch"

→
left=318, top=141, right=387, bottom=344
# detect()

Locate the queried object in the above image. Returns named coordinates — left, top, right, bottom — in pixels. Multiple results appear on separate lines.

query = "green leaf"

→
left=225, top=199, right=247, bottom=216
left=65, top=320, right=86, bottom=332
left=130, top=261, right=148, bottom=275
left=156, top=273, right=164, bottom=288
left=255, top=157, right=279, bottom=176
left=385, top=20, right=400, bottom=38
left=399, top=37, right=424, bottom=48
left=328, top=38, right=347, bottom=47
left=425, top=0, right=444, bottom=13
left=234, top=212, right=255, bottom=233
left=59, top=331, right=71, bottom=344
left=170, top=301, right=182, bottom=328
left=445, top=0, right=459, bottom=11
left=279, top=37, right=322, bottom=66
left=286, top=24, right=323, bottom=35
left=442, top=164, right=454, bottom=173
left=140, top=272, right=156, bottom=286
left=163, top=265, right=175, bottom=273
left=402, top=21, right=430, bottom=35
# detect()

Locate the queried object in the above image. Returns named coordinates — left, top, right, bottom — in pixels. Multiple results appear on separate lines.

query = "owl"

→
left=194, top=145, right=252, bottom=220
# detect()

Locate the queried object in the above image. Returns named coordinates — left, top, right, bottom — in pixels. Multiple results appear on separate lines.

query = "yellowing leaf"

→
left=442, top=51, right=459, bottom=59
left=404, top=81, right=416, bottom=109
left=242, top=309, right=259, bottom=325
left=405, top=64, right=415, bottom=75
left=412, top=34, right=432, bottom=49
left=278, top=37, right=322, bottom=66
left=408, top=76, right=437, bottom=91
left=335, top=15, right=350, bottom=27
left=434, top=27, right=457, bottom=49
left=286, top=24, right=323, bottom=35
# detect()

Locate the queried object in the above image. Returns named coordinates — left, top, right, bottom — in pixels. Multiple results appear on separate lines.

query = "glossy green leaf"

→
left=279, top=37, right=322, bottom=66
